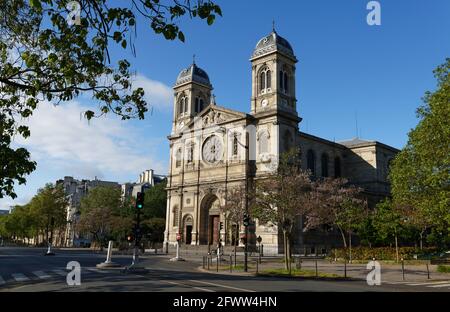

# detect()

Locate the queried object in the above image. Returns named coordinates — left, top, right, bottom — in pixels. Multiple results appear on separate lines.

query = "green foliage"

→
left=0, top=0, right=221, bottom=197
left=78, top=186, right=126, bottom=247
left=0, top=183, right=67, bottom=243
left=437, top=265, right=450, bottom=273
left=389, top=58, right=450, bottom=247
left=143, top=181, right=167, bottom=219
left=332, top=246, right=439, bottom=261
left=141, top=217, right=165, bottom=244
left=372, top=198, right=404, bottom=243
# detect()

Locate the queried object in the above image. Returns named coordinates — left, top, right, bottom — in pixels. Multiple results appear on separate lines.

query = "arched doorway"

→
left=182, top=214, right=193, bottom=244
left=199, top=194, right=221, bottom=245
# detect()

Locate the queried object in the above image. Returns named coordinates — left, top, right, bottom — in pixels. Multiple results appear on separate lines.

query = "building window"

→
left=334, top=156, right=341, bottom=178
left=259, top=67, right=271, bottom=93
left=280, top=69, right=289, bottom=94
left=233, top=135, right=238, bottom=156
left=307, top=149, right=316, bottom=176
left=175, top=148, right=182, bottom=168
left=321, top=153, right=329, bottom=177
left=195, top=97, right=204, bottom=113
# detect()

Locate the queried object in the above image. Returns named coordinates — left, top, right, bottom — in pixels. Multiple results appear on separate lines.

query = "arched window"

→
left=175, top=148, right=182, bottom=168
left=178, top=98, right=184, bottom=115
left=259, top=71, right=266, bottom=92
left=280, top=68, right=289, bottom=94
left=321, top=153, right=329, bottom=177
left=266, top=70, right=271, bottom=89
left=195, top=97, right=205, bottom=113
left=233, top=134, right=238, bottom=156
left=259, top=67, right=271, bottom=93
left=334, top=157, right=341, bottom=178
left=183, top=97, right=188, bottom=113
left=307, top=150, right=316, bottom=176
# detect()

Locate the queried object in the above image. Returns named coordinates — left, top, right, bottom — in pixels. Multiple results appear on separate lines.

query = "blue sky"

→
left=1, top=0, right=449, bottom=210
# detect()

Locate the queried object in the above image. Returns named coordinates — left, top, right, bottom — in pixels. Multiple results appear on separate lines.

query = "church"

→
left=163, top=30, right=398, bottom=254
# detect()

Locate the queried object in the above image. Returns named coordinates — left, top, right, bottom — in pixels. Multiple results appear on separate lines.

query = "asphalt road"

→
left=1, top=247, right=449, bottom=292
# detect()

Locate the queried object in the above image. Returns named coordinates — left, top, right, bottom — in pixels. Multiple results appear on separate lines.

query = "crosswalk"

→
left=0, top=267, right=115, bottom=288
left=384, top=280, right=450, bottom=290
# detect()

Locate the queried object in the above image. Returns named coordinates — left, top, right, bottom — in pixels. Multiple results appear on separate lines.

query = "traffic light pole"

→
left=132, top=208, right=141, bottom=265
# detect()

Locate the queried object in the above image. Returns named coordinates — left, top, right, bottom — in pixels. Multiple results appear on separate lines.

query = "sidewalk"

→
left=179, top=252, right=450, bottom=283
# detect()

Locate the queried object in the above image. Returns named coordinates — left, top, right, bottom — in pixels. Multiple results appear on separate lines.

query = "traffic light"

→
left=219, top=222, right=223, bottom=231
left=136, top=192, right=144, bottom=209
left=127, top=234, right=134, bottom=242
left=243, top=214, right=250, bottom=227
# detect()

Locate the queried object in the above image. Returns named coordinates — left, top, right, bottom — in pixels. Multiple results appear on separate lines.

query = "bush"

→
left=437, top=265, right=450, bottom=273
left=331, top=247, right=440, bottom=261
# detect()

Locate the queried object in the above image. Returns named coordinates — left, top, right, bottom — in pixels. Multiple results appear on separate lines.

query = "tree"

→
left=29, top=183, right=68, bottom=246
left=389, top=59, right=450, bottom=247
left=0, top=0, right=222, bottom=198
left=143, top=180, right=167, bottom=219
left=251, top=149, right=314, bottom=271
left=221, top=184, right=247, bottom=264
left=304, top=178, right=367, bottom=262
left=373, top=198, right=406, bottom=262
left=77, top=186, right=124, bottom=249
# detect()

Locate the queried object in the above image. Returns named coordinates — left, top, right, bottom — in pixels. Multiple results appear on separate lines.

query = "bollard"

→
left=401, top=258, right=405, bottom=281
left=216, top=255, right=219, bottom=272
left=230, top=255, right=232, bottom=273
left=426, top=263, right=430, bottom=279
left=155, top=247, right=157, bottom=254
left=261, top=244, right=264, bottom=257
left=315, top=259, right=318, bottom=277
left=207, top=255, right=210, bottom=270
left=256, top=259, right=259, bottom=274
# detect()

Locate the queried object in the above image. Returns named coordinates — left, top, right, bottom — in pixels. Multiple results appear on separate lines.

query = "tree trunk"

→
left=283, top=230, right=289, bottom=271
left=419, top=230, right=424, bottom=250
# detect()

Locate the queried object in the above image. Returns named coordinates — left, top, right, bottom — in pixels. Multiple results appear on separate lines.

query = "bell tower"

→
left=250, top=28, right=298, bottom=116
left=172, top=60, right=212, bottom=133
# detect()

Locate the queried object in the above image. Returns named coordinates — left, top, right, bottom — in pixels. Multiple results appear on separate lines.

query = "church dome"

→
left=252, top=31, right=295, bottom=59
left=175, top=63, right=211, bottom=87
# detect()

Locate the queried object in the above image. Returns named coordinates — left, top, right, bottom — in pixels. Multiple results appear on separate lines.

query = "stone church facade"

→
left=164, top=30, right=398, bottom=254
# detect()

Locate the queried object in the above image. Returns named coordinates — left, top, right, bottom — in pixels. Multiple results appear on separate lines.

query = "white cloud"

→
left=16, top=100, right=168, bottom=182
left=132, top=74, right=173, bottom=111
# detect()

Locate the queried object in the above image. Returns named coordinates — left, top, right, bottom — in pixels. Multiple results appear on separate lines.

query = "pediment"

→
left=184, top=104, right=249, bottom=129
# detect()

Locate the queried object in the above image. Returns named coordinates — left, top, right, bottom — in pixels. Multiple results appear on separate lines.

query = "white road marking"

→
left=0, top=275, right=5, bottom=285
left=165, top=280, right=215, bottom=292
left=52, top=270, right=67, bottom=277
left=32, top=271, right=51, bottom=279
left=407, top=281, right=450, bottom=286
left=188, top=279, right=256, bottom=292
left=427, top=283, right=450, bottom=288
left=12, top=273, right=29, bottom=282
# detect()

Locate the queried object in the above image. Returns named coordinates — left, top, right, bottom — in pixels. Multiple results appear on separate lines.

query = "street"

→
left=1, top=247, right=449, bottom=292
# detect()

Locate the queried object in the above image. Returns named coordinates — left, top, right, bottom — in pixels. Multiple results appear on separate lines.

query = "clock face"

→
left=202, top=135, right=223, bottom=164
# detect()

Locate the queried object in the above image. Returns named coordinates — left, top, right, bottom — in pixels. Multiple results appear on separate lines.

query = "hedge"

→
left=331, top=247, right=440, bottom=260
